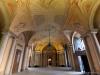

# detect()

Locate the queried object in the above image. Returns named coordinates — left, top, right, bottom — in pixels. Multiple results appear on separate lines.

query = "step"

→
left=27, top=67, right=72, bottom=71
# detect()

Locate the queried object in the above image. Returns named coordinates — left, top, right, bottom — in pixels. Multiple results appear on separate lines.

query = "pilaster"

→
left=0, top=32, right=16, bottom=75
left=82, top=31, right=100, bottom=72
left=67, top=43, right=80, bottom=71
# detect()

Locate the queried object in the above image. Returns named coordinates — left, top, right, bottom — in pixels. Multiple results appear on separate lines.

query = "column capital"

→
left=2, top=31, right=17, bottom=39
left=67, top=43, right=73, bottom=48
left=81, top=29, right=99, bottom=39
left=9, top=31, right=17, bottom=38
left=90, top=29, right=98, bottom=34
left=81, top=31, right=93, bottom=39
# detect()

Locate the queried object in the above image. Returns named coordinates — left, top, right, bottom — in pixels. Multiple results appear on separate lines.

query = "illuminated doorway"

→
left=42, top=45, right=57, bottom=67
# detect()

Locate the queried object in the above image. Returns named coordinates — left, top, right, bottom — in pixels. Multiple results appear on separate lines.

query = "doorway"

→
left=42, top=45, right=57, bottom=67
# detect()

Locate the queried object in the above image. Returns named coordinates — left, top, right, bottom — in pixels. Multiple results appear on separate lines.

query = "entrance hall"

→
left=0, top=0, right=100, bottom=75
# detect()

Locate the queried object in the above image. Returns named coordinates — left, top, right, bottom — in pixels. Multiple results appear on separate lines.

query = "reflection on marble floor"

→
left=12, top=68, right=100, bottom=75
left=12, top=67, right=84, bottom=75
left=13, top=70, right=84, bottom=75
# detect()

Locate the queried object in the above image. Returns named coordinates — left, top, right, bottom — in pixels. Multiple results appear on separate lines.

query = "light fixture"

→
left=47, top=25, right=52, bottom=48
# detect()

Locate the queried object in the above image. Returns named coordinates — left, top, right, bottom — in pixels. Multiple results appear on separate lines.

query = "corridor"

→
left=0, top=0, right=100, bottom=75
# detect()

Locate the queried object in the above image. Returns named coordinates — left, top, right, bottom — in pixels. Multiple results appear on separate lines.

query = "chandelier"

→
left=47, top=25, right=52, bottom=48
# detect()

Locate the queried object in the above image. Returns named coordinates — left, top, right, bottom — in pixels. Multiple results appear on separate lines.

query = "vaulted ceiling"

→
left=8, top=0, right=99, bottom=46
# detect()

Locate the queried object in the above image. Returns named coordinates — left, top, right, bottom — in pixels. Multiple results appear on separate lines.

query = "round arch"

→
left=42, top=44, right=57, bottom=67
left=72, top=31, right=86, bottom=53
left=72, top=31, right=81, bottom=52
left=89, top=0, right=100, bottom=29
left=0, top=1, right=10, bottom=31
left=71, top=31, right=91, bottom=72
left=15, top=31, right=26, bottom=52
left=34, top=41, right=64, bottom=52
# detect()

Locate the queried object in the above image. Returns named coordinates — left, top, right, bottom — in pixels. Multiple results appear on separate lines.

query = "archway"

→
left=89, top=0, right=100, bottom=29
left=12, top=33, right=25, bottom=73
left=93, top=5, right=100, bottom=45
left=93, top=5, right=100, bottom=29
left=72, top=32, right=90, bottom=72
left=42, top=44, right=57, bottom=67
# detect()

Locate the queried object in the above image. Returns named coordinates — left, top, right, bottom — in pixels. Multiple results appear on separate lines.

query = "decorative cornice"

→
left=81, top=28, right=98, bottom=38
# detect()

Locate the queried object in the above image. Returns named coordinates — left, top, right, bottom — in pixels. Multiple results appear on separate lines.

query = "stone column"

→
left=84, top=32, right=100, bottom=72
left=82, top=37, right=95, bottom=72
left=32, top=49, right=35, bottom=66
left=23, top=46, right=30, bottom=69
left=0, top=32, right=14, bottom=75
left=64, top=50, right=68, bottom=67
left=5, top=36, right=16, bottom=75
left=21, top=44, right=28, bottom=71
left=91, top=31, right=100, bottom=56
left=57, top=52, right=60, bottom=66
left=26, top=47, right=32, bottom=68
left=0, top=32, right=10, bottom=64
left=67, top=44, right=80, bottom=71
left=18, top=44, right=25, bottom=72
left=67, top=47, right=73, bottom=68
left=29, top=47, right=34, bottom=67
left=39, top=53, right=42, bottom=66
left=58, top=52, right=65, bottom=66
left=34, top=52, right=41, bottom=66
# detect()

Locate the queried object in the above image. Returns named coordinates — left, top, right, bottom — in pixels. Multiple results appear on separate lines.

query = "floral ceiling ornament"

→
left=16, top=0, right=30, bottom=9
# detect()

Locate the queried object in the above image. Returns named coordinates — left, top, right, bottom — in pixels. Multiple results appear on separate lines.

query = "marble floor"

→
left=13, top=67, right=85, bottom=75
left=13, top=70, right=84, bottom=75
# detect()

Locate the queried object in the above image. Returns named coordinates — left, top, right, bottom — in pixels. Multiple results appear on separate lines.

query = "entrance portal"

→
left=42, top=45, right=57, bottom=67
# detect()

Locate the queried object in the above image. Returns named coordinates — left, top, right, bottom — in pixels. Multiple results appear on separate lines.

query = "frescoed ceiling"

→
left=10, top=0, right=98, bottom=34
left=1, top=0, right=99, bottom=49
left=0, top=0, right=17, bottom=31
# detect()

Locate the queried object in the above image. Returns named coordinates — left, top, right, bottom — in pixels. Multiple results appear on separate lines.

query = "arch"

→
left=0, top=1, right=10, bottom=31
left=72, top=31, right=82, bottom=52
left=89, top=0, right=100, bottom=29
left=71, top=31, right=91, bottom=72
left=72, top=32, right=85, bottom=52
left=42, top=45, right=57, bottom=67
left=11, top=33, right=26, bottom=73
left=16, top=33, right=26, bottom=50
left=17, top=30, right=34, bottom=46
left=72, top=31, right=81, bottom=44
left=34, top=40, right=64, bottom=53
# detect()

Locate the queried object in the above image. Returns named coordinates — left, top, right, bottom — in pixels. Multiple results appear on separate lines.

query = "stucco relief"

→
left=38, top=0, right=55, bottom=9
left=6, top=2, right=16, bottom=17
left=9, top=0, right=98, bottom=36
left=9, top=7, right=34, bottom=36
left=70, top=0, right=93, bottom=15
left=64, top=0, right=95, bottom=31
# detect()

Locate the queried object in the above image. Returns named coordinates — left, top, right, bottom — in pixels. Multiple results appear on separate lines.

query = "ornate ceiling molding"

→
left=9, top=0, right=98, bottom=44
left=39, top=0, right=55, bottom=9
